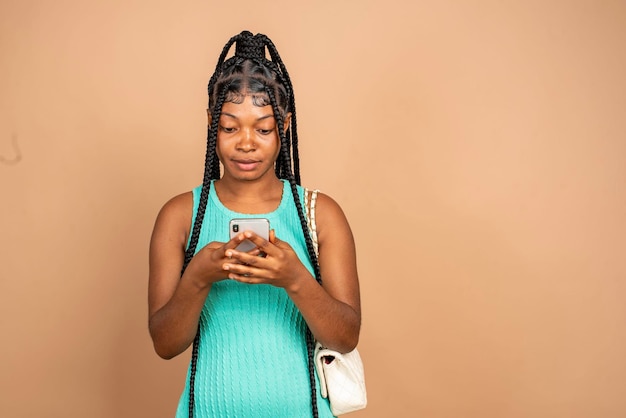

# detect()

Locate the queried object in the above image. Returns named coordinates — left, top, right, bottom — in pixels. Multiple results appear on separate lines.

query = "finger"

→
left=223, top=263, right=262, bottom=279
left=241, top=231, right=274, bottom=254
left=226, top=247, right=265, bottom=262
left=228, top=250, right=266, bottom=267
left=268, top=231, right=291, bottom=251
left=227, top=272, right=259, bottom=283
left=223, top=233, right=247, bottom=257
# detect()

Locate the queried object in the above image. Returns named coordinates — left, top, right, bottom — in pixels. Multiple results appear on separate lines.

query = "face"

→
left=211, top=95, right=290, bottom=183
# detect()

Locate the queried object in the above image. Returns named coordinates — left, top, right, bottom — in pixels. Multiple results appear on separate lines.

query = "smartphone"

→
left=229, top=218, right=270, bottom=252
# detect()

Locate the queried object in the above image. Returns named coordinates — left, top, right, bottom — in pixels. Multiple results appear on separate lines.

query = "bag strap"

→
left=304, top=187, right=320, bottom=257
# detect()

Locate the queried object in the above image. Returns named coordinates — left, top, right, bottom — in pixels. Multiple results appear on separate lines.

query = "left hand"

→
left=222, top=230, right=312, bottom=289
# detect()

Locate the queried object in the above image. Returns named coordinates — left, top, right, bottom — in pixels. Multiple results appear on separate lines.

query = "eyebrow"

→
left=221, top=112, right=274, bottom=121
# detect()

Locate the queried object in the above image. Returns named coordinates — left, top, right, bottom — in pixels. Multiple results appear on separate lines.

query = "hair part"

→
left=209, top=59, right=290, bottom=116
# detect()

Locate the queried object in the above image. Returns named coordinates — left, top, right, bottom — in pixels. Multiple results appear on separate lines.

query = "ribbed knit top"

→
left=175, top=180, right=334, bottom=418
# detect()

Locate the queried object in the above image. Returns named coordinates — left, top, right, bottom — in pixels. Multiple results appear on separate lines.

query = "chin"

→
left=230, top=167, right=275, bottom=182
left=228, top=172, right=263, bottom=182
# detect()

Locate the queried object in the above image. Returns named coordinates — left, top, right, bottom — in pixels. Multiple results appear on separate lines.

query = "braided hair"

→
left=180, top=31, right=322, bottom=418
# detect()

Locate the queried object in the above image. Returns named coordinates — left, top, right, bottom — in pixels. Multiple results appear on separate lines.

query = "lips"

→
left=233, top=159, right=261, bottom=171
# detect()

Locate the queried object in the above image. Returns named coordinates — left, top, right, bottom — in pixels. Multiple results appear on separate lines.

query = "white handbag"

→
left=314, top=342, right=367, bottom=415
left=305, top=188, right=367, bottom=415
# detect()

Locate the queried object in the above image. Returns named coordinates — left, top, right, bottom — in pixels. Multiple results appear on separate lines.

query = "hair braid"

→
left=306, top=327, right=320, bottom=417
left=262, top=37, right=301, bottom=184
left=265, top=86, right=319, bottom=280
left=187, top=332, right=201, bottom=417
left=182, top=81, right=231, bottom=271
left=252, top=58, right=291, bottom=181
left=288, top=97, right=300, bottom=184
left=182, top=81, right=232, bottom=418
left=206, top=33, right=244, bottom=98
left=267, top=86, right=321, bottom=418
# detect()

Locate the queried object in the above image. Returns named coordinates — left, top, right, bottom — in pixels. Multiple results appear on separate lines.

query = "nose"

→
left=236, top=128, right=256, bottom=151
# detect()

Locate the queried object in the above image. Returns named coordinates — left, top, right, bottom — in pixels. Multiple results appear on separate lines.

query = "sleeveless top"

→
left=175, top=180, right=334, bottom=418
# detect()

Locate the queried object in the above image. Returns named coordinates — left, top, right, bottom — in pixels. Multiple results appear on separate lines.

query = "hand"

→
left=222, top=230, right=312, bottom=290
left=184, top=233, right=253, bottom=287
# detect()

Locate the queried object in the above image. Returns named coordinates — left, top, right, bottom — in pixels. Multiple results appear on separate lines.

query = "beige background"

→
left=1, top=1, right=625, bottom=417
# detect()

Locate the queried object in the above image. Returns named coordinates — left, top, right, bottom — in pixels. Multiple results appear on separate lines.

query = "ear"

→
left=283, top=112, right=292, bottom=133
left=206, top=109, right=212, bottom=126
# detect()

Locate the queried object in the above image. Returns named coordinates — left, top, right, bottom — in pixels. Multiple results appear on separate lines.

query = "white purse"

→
left=305, top=188, right=367, bottom=416
left=314, top=343, right=367, bottom=415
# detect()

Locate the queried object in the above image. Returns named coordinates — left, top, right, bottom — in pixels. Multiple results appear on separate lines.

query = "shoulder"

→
left=152, top=191, right=194, bottom=247
left=308, top=190, right=353, bottom=238
left=303, top=187, right=344, bottom=216
left=314, top=191, right=344, bottom=218
left=157, top=191, right=193, bottom=220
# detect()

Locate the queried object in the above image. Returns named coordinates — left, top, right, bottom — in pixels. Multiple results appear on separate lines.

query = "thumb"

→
left=269, top=230, right=286, bottom=248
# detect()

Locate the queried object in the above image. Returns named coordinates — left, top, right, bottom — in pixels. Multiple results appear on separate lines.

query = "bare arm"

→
left=147, top=192, right=243, bottom=359
left=223, top=193, right=361, bottom=353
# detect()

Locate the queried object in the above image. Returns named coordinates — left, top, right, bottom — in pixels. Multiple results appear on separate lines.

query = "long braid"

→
left=267, top=86, right=321, bottom=418
left=187, top=332, right=201, bottom=417
left=184, top=81, right=232, bottom=418
left=265, top=86, right=320, bottom=279
left=186, top=34, right=264, bottom=417
left=183, top=79, right=231, bottom=269
left=288, top=95, right=300, bottom=184
left=255, top=58, right=292, bottom=181
left=263, top=38, right=301, bottom=185
left=270, top=63, right=293, bottom=182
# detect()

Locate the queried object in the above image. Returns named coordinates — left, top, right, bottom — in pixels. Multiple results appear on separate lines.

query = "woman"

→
left=148, top=31, right=361, bottom=417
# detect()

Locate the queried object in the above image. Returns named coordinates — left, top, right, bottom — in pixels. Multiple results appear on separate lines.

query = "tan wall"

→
left=1, top=1, right=625, bottom=417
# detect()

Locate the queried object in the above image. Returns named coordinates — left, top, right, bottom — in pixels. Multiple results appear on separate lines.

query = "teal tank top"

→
left=175, top=180, right=334, bottom=417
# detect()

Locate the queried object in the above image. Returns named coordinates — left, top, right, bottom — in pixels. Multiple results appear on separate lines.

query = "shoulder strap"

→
left=304, top=188, right=320, bottom=257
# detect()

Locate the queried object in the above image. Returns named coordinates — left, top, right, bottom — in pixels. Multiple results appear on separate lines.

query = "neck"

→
left=214, top=175, right=284, bottom=214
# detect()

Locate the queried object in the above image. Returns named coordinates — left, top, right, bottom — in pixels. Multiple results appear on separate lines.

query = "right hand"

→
left=184, top=233, right=252, bottom=287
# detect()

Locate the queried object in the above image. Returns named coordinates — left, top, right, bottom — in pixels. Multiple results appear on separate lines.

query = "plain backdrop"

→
left=1, top=1, right=625, bottom=417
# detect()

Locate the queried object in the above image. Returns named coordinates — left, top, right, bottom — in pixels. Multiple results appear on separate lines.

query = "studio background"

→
left=1, top=1, right=625, bottom=417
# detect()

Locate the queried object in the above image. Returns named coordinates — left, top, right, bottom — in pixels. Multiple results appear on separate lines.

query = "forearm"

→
left=287, top=273, right=361, bottom=353
left=149, top=274, right=212, bottom=359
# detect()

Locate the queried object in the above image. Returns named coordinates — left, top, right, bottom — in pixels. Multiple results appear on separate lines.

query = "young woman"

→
left=148, top=31, right=361, bottom=417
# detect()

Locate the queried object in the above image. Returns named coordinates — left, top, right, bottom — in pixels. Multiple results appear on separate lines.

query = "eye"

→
left=257, top=129, right=274, bottom=135
left=220, top=125, right=236, bottom=133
